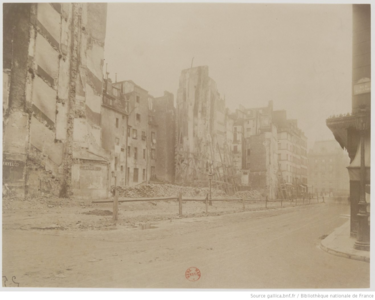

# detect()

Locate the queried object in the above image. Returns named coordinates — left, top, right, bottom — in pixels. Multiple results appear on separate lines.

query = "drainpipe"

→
left=124, top=97, right=129, bottom=187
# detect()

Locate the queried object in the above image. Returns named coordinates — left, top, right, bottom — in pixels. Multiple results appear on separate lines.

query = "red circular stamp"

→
left=185, top=267, right=201, bottom=282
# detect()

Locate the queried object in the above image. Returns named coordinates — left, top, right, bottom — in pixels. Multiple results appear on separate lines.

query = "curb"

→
left=320, top=241, right=370, bottom=263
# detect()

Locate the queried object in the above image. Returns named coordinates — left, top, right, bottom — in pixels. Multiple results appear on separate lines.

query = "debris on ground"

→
left=83, top=210, right=113, bottom=216
left=115, top=183, right=263, bottom=200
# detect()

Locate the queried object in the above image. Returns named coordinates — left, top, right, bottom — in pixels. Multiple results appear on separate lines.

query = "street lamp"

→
left=354, top=111, right=370, bottom=251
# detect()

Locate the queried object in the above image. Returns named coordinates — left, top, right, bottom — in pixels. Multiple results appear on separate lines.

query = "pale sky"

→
left=104, top=3, right=353, bottom=148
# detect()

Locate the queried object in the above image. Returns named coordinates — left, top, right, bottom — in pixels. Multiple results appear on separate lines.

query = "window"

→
left=132, top=129, right=137, bottom=139
left=151, top=132, right=156, bottom=144
left=121, top=165, right=123, bottom=172
left=151, top=166, right=156, bottom=178
left=136, top=114, right=141, bottom=122
left=143, top=169, right=146, bottom=181
left=234, top=146, right=238, bottom=153
left=127, top=146, right=131, bottom=157
left=136, top=95, right=140, bottom=103
left=247, top=149, right=251, bottom=156
left=134, top=147, right=138, bottom=159
left=151, top=149, right=155, bottom=159
left=127, top=127, right=131, bottom=138
left=116, top=118, right=119, bottom=128
left=142, top=131, right=146, bottom=141
left=114, top=157, right=118, bottom=170
left=143, top=149, right=146, bottom=159
left=115, top=137, right=119, bottom=145
left=133, top=168, right=139, bottom=182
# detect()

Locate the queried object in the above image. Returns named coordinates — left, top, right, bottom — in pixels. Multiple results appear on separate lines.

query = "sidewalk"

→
left=321, top=220, right=370, bottom=262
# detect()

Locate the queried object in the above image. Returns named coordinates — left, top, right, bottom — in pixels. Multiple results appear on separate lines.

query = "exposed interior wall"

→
left=3, top=3, right=109, bottom=199
left=3, top=4, right=32, bottom=198
left=175, top=66, right=234, bottom=186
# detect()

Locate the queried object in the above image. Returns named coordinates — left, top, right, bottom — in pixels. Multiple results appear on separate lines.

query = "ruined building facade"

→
left=175, top=66, right=239, bottom=191
left=3, top=3, right=109, bottom=199
left=174, top=66, right=308, bottom=199
left=108, top=80, right=176, bottom=187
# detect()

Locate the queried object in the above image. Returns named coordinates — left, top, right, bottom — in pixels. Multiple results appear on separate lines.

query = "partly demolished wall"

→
left=175, top=66, right=236, bottom=186
left=3, top=3, right=109, bottom=199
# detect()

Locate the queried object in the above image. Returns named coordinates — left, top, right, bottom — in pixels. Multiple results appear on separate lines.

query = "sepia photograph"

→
left=1, top=0, right=371, bottom=290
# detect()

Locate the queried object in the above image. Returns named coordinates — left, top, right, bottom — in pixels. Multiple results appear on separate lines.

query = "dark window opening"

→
left=133, top=168, right=139, bottom=182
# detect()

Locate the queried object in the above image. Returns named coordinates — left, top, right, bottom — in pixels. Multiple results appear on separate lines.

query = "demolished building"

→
left=3, top=3, right=109, bottom=199
left=175, top=66, right=240, bottom=191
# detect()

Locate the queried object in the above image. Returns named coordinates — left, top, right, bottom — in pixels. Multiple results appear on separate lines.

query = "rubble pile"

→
left=117, top=184, right=227, bottom=199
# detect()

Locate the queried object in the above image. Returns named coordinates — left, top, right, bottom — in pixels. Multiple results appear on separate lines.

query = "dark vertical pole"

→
left=355, top=122, right=369, bottom=251
left=242, top=198, right=245, bottom=212
left=113, top=176, right=118, bottom=222
left=178, top=192, right=182, bottom=217
left=205, top=194, right=208, bottom=215
left=265, top=196, right=268, bottom=209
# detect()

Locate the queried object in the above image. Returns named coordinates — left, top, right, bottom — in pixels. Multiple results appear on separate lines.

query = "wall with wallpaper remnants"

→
left=3, top=3, right=109, bottom=199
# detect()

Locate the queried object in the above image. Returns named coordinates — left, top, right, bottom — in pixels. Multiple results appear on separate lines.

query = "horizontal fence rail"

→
left=92, top=192, right=323, bottom=222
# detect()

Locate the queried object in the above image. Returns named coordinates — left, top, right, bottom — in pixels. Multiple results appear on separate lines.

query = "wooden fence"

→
left=92, top=192, right=323, bottom=221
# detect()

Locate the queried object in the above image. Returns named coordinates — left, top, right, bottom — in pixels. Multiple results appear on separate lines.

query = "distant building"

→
left=233, top=101, right=279, bottom=199
left=308, top=140, right=350, bottom=197
left=273, top=110, right=308, bottom=197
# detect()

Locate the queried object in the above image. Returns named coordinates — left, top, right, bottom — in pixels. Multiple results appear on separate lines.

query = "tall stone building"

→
left=326, top=4, right=370, bottom=249
left=3, top=3, right=109, bottom=199
left=308, top=140, right=350, bottom=197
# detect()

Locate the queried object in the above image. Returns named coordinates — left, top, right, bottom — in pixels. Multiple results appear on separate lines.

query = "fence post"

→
left=178, top=192, right=182, bottom=217
left=113, top=176, right=118, bottom=222
left=242, top=198, right=245, bottom=212
left=205, top=194, right=208, bottom=215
